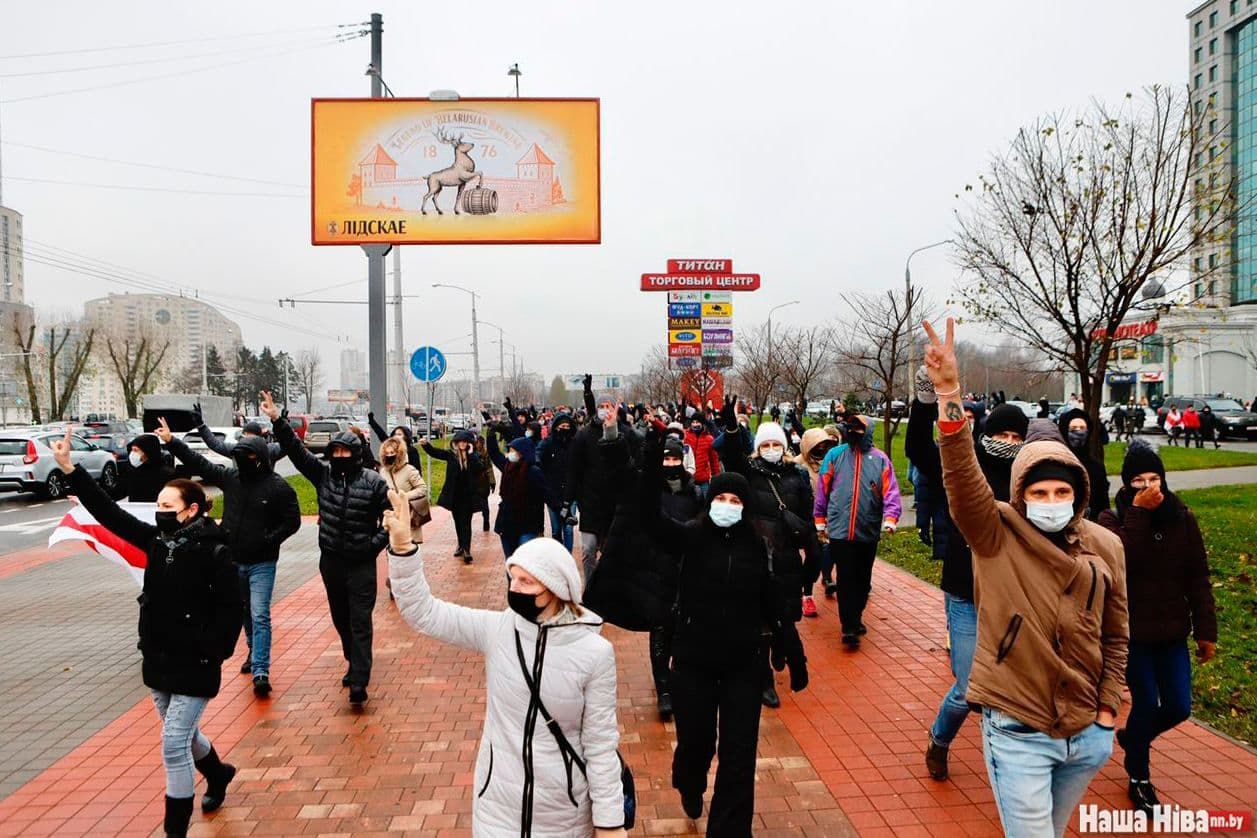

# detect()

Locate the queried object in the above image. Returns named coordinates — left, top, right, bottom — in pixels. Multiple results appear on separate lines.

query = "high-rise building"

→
left=78, top=293, right=243, bottom=417
left=0, top=206, right=25, bottom=305
left=1078, top=2, right=1257, bottom=405
left=340, top=347, right=367, bottom=391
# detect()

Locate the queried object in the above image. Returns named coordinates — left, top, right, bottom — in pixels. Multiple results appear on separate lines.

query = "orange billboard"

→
left=311, top=98, right=600, bottom=245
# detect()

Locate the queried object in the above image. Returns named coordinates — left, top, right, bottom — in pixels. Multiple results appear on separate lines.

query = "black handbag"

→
left=515, top=631, right=637, bottom=830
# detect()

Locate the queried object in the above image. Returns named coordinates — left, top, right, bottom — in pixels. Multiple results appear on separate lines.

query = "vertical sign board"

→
left=646, top=260, right=756, bottom=370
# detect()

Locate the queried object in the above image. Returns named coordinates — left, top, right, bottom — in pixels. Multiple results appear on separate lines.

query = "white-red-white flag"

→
left=48, top=503, right=155, bottom=586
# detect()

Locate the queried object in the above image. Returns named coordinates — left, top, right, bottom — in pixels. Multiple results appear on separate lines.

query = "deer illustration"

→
left=421, top=127, right=483, bottom=215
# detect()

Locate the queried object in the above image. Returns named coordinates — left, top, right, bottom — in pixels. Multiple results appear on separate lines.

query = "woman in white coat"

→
left=383, top=490, right=627, bottom=838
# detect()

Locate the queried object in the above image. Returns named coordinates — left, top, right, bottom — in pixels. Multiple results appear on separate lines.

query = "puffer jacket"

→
left=388, top=549, right=623, bottom=836
left=165, top=434, right=301, bottom=564
left=939, top=421, right=1129, bottom=738
left=67, top=466, right=242, bottom=698
left=682, top=427, right=721, bottom=484
left=1099, top=489, right=1216, bottom=645
left=813, top=439, right=903, bottom=543
left=718, top=426, right=820, bottom=605
left=122, top=433, right=176, bottom=502
left=1056, top=408, right=1111, bottom=520
left=536, top=414, right=576, bottom=512
left=274, top=417, right=390, bottom=562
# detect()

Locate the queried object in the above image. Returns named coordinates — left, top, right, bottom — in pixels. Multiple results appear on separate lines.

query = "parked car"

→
left=178, top=427, right=239, bottom=469
left=1005, top=400, right=1040, bottom=420
left=0, top=429, right=119, bottom=498
left=448, top=413, right=473, bottom=430
left=303, top=419, right=346, bottom=454
left=79, top=421, right=133, bottom=460
left=285, top=414, right=311, bottom=440
left=805, top=400, right=834, bottom=418
left=1156, top=396, right=1257, bottom=439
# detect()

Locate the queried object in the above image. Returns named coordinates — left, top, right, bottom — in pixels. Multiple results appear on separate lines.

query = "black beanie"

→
left=1023, top=462, right=1083, bottom=499
left=242, top=421, right=264, bottom=436
left=707, top=471, right=752, bottom=506
left=985, top=403, right=1029, bottom=439
left=1121, top=439, right=1166, bottom=488
left=662, top=438, right=684, bottom=459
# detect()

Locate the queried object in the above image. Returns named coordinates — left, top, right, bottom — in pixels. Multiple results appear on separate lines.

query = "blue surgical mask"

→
left=1025, top=500, right=1073, bottom=533
left=597, top=408, right=609, bottom=422
left=708, top=501, right=743, bottom=528
left=507, top=451, right=520, bottom=464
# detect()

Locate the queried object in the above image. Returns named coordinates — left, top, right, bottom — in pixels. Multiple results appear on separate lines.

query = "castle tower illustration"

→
left=359, top=144, right=398, bottom=188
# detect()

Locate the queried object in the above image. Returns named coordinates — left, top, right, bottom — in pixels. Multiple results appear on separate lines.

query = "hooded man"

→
left=925, top=318, right=1127, bottom=838
left=1056, top=408, right=1110, bottom=521
left=536, top=412, right=578, bottom=551
left=813, top=412, right=902, bottom=646
left=121, top=433, right=176, bottom=502
left=563, top=393, right=639, bottom=582
left=156, top=423, right=301, bottom=697
left=263, top=393, right=390, bottom=706
left=193, top=403, right=284, bottom=464
left=908, top=369, right=1028, bottom=781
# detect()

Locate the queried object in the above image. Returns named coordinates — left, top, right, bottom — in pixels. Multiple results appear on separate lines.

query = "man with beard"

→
left=907, top=367, right=1028, bottom=782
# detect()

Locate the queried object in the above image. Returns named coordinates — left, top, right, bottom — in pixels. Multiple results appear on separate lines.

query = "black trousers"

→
left=319, top=553, right=377, bottom=688
left=671, top=659, right=762, bottom=837
left=649, top=624, right=674, bottom=695
left=452, top=503, right=473, bottom=553
left=833, top=539, right=878, bottom=634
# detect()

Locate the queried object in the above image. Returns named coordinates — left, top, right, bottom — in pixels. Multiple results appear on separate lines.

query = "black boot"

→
left=194, top=746, right=237, bottom=813
left=657, top=692, right=673, bottom=721
left=164, top=795, right=194, bottom=837
left=761, top=683, right=781, bottom=708
left=1128, top=779, right=1160, bottom=816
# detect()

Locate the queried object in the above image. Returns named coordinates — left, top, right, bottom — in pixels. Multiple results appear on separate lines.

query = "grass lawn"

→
left=1103, top=440, right=1257, bottom=473
left=878, top=483, right=1257, bottom=745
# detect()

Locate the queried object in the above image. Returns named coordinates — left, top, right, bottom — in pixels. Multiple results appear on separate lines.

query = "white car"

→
left=179, top=426, right=239, bottom=468
left=1005, top=400, right=1040, bottom=420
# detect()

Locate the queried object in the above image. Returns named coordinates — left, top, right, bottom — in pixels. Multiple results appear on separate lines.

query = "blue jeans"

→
left=151, top=691, right=211, bottom=798
left=239, top=561, right=277, bottom=677
left=929, top=594, right=978, bottom=746
left=500, top=531, right=538, bottom=559
left=981, top=707, right=1114, bottom=838
left=547, top=506, right=574, bottom=552
left=1124, top=641, right=1192, bottom=780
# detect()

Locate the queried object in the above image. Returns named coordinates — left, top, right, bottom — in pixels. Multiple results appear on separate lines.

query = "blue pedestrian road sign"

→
left=410, top=346, right=447, bottom=383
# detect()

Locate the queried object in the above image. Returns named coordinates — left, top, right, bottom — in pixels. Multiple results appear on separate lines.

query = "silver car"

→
left=0, top=429, right=119, bottom=498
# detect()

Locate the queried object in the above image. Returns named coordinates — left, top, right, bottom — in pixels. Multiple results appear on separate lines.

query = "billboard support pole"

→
left=364, top=12, right=388, bottom=454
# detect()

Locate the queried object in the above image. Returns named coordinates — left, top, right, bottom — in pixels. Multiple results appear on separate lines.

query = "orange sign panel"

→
left=312, top=98, right=600, bottom=245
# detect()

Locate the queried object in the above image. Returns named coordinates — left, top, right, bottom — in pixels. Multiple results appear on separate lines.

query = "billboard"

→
left=312, top=98, right=600, bottom=245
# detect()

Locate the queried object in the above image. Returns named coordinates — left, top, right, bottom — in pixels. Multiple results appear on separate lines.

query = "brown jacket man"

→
left=939, top=420, right=1129, bottom=738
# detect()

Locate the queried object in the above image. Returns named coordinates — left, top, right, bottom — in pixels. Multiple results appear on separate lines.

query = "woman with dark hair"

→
left=484, top=424, right=546, bottom=558
left=421, top=429, right=486, bottom=563
left=51, top=429, right=242, bottom=838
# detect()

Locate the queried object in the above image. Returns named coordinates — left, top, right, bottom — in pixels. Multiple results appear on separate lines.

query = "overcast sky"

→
left=0, top=1, right=1189, bottom=388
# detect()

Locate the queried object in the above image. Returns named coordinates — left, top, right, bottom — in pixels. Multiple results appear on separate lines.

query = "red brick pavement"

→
left=1, top=507, right=1256, bottom=836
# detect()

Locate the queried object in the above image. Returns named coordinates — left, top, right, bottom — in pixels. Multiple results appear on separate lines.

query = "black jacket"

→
left=421, top=440, right=486, bottom=510
left=166, top=435, right=301, bottom=565
left=197, top=423, right=284, bottom=463
left=122, top=434, right=176, bottom=502
left=535, top=413, right=576, bottom=512
left=1057, top=409, right=1111, bottom=521
left=1099, top=490, right=1217, bottom=645
left=274, top=416, right=390, bottom=562
left=67, top=466, right=242, bottom=698
left=564, top=421, right=638, bottom=538
left=717, top=426, right=820, bottom=610
left=584, top=431, right=701, bottom=631
left=905, top=399, right=1018, bottom=601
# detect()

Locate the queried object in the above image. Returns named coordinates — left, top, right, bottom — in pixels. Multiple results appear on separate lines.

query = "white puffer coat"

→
left=388, top=548, right=623, bottom=837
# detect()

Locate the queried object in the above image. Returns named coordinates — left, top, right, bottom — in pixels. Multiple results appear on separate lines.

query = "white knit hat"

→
left=505, top=538, right=584, bottom=603
left=754, top=421, right=788, bottom=450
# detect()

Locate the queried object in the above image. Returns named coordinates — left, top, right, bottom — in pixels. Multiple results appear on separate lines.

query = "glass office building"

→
left=1235, top=17, right=1257, bottom=303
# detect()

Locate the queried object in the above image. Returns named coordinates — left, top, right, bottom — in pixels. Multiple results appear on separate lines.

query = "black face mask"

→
left=507, top=589, right=546, bottom=622
left=382, top=455, right=397, bottom=465
left=662, top=465, right=685, bottom=481
left=330, top=457, right=355, bottom=477
left=690, top=425, right=703, bottom=435
left=154, top=510, right=183, bottom=535
left=556, top=426, right=572, bottom=438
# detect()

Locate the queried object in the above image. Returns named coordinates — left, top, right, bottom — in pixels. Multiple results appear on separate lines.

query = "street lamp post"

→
left=432, top=283, right=481, bottom=408
left=766, top=300, right=800, bottom=407
left=507, top=63, right=521, bottom=98
left=904, top=239, right=953, bottom=390
left=477, top=320, right=506, bottom=403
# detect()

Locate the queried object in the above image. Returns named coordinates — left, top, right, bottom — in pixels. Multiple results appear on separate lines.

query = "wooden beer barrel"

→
left=461, top=188, right=498, bottom=215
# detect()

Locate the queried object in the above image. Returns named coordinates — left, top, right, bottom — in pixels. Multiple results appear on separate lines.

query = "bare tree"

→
left=293, top=348, right=324, bottom=413
left=634, top=346, right=685, bottom=404
left=776, top=324, right=831, bottom=418
left=833, top=287, right=933, bottom=451
left=731, top=321, right=782, bottom=416
left=952, top=86, right=1234, bottom=456
left=12, top=314, right=96, bottom=422
left=101, top=331, right=171, bottom=418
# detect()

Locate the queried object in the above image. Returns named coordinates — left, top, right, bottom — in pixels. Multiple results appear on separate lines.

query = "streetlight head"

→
left=507, top=63, right=521, bottom=77
left=365, top=63, right=377, bottom=77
